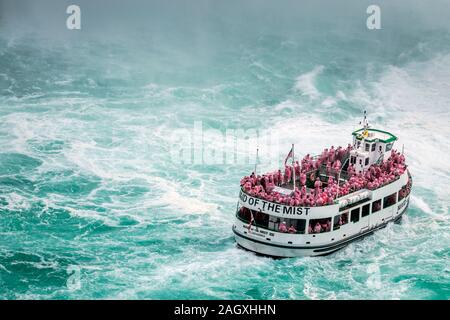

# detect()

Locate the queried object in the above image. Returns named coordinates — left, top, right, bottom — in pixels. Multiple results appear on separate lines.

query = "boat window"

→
left=351, top=156, right=356, bottom=164
left=308, top=218, right=332, bottom=234
left=350, top=208, right=360, bottom=223
left=398, top=185, right=408, bottom=201
left=362, top=204, right=370, bottom=217
left=356, top=141, right=361, bottom=148
left=386, top=143, right=393, bottom=152
left=291, top=219, right=306, bottom=234
left=333, top=212, right=349, bottom=230
left=365, top=143, right=370, bottom=152
left=267, top=215, right=306, bottom=234
left=237, top=206, right=251, bottom=222
left=379, top=146, right=383, bottom=152
left=254, top=210, right=269, bottom=228
left=359, top=159, right=362, bottom=165
left=383, top=193, right=397, bottom=209
left=371, top=143, right=376, bottom=151
left=365, top=157, right=369, bottom=166
left=372, top=199, right=382, bottom=213
left=268, top=215, right=280, bottom=230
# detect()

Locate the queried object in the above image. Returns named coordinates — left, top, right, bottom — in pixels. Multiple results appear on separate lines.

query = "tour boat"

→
left=233, top=114, right=412, bottom=257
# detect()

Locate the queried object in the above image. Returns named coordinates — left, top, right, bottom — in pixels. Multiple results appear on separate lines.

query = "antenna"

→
left=362, top=110, right=370, bottom=130
left=360, top=110, right=370, bottom=141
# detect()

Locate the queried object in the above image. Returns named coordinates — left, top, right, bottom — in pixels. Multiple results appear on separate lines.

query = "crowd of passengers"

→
left=240, top=146, right=407, bottom=207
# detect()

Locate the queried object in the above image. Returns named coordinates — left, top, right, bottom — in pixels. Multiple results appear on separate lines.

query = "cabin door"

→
left=359, top=203, right=370, bottom=232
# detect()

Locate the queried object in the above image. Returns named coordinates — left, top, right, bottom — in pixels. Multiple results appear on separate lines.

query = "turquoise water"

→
left=0, top=0, right=449, bottom=299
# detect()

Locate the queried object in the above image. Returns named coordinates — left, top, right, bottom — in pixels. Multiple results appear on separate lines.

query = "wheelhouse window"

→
left=383, top=193, right=397, bottom=209
left=362, top=204, right=370, bottom=217
left=371, top=143, right=376, bottom=151
left=365, top=143, right=370, bottom=152
left=308, top=218, right=332, bottom=234
left=386, top=143, right=393, bottom=151
left=350, top=208, right=360, bottom=223
left=333, top=212, right=349, bottom=230
left=372, top=199, right=382, bottom=213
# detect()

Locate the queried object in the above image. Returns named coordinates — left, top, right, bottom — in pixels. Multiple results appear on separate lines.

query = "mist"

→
left=1, top=0, right=450, bottom=45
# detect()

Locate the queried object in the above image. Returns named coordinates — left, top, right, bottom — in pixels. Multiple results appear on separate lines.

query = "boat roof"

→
left=352, top=128, right=397, bottom=143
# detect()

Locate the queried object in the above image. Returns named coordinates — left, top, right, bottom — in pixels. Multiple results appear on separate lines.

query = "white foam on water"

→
left=294, top=65, right=324, bottom=99
left=374, top=54, right=450, bottom=114
left=2, top=192, right=32, bottom=211
left=65, top=207, right=118, bottom=227
left=148, top=176, right=219, bottom=215
left=144, top=247, right=270, bottom=296
left=1, top=29, right=450, bottom=299
left=410, top=195, right=433, bottom=214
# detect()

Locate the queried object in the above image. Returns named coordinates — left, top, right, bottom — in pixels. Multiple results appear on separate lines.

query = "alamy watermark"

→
left=66, top=5, right=81, bottom=30
left=367, top=5, right=381, bottom=30
left=169, top=121, right=281, bottom=167
left=66, top=4, right=382, bottom=31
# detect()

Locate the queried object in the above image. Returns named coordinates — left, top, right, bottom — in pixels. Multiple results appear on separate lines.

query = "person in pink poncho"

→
left=279, top=221, right=288, bottom=233
left=284, top=165, right=291, bottom=184
left=314, top=222, right=322, bottom=233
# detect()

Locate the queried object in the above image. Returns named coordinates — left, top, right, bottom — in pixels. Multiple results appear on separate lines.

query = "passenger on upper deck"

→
left=284, top=165, right=292, bottom=184
left=240, top=147, right=407, bottom=207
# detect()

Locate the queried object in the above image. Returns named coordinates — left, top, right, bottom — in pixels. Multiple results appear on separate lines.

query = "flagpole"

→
left=254, top=147, right=259, bottom=175
left=292, top=143, right=296, bottom=191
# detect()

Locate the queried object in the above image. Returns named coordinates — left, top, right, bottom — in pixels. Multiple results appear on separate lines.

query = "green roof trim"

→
left=352, top=128, right=398, bottom=143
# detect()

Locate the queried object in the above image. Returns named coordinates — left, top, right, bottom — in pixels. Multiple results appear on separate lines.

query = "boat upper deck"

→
left=240, top=145, right=407, bottom=208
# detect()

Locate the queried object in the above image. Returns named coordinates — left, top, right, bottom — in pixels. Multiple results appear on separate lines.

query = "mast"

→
left=254, top=147, right=259, bottom=175
left=358, top=110, right=370, bottom=151
left=292, top=144, right=296, bottom=191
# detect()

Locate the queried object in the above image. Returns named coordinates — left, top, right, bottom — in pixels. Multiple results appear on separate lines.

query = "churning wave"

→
left=0, top=0, right=449, bottom=299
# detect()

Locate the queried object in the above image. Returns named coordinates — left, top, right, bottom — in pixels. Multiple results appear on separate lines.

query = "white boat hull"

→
left=233, top=179, right=411, bottom=258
